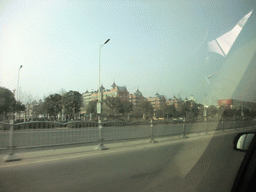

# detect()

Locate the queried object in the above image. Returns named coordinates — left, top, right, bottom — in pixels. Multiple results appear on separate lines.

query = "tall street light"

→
left=203, top=52, right=212, bottom=135
left=96, top=39, right=110, bottom=150
left=203, top=74, right=212, bottom=119
left=15, top=65, right=23, bottom=121
left=17, top=65, right=23, bottom=101
left=203, top=55, right=209, bottom=120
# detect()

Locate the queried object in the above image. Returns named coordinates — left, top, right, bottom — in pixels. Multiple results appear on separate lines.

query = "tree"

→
left=137, top=100, right=153, bottom=119
left=154, top=103, right=165, bottom=119
left=177, top=101, right=202, bottom=119
left=155, top=109, right=163, bottom=119
left=62, top=91, right=82, bottom=120
left=217, top=105, right=238, bottom=119
left=86, top=100, right=98, bottom=119
left=0, top=87, right=16, bottom=120
left=197, top=103, right=204, bottom=117
left=217, top=105, right=228, bottom=119
left=183, top=101, right=192, bottom=119
left=103, top=96, right=123, bottom=119
left=15, top=101, right=26, bottom=112
left=163, top=104, right=176, bottom=119
left=44, top=93, right=62, bottom=120
left=33, top=102, right=46, bottom=119
left=224, top=108, right=237, bottom=118
left=15, top=101, right=26, bottom=119
left=191, top=102, right=202, bottom=118
left=130, top=106, right=143, bottom=119
left=22, top=91, right=34, bottom=120
left=207, top=105, right=217, bottom=118
left=120, top=101, right=133, bottom=119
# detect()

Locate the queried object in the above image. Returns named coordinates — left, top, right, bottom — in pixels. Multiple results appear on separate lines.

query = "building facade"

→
left=147, top=92, right=166, bottom=109
left=89, top=82, right=129, bottom=102
left=81, top=91, right=93, bottom=114
left=218, top=99, right=256, bottom=110
left=129, top=89, right=145, bottom=108
left=103, top=82, right=129, bottom=102
left=81, top=82, right=130, bottom=114
left=166, top=96, right=183, bottom=111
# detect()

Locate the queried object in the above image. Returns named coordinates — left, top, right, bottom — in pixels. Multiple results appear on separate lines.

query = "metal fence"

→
left=1, top=119, right=256, bottom=154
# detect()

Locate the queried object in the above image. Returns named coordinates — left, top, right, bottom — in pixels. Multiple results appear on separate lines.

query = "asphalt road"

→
left=0, top=121, right=251, bottom=150
left=0, top=131, right=247, bottom=192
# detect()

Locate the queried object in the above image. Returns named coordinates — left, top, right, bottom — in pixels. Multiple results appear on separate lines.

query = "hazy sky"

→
left=0, top=0, right=252, bottom=104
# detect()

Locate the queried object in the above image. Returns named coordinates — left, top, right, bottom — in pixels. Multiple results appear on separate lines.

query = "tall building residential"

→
left=166, top=95, right=183, bottom=111
left=81, top=90, right=93, bottom=114
left=147, top=92, right=166, bottom=109
left=129, top=89, right=145, bottom=108
left=102, top=82, right=129, bottom=102
left=82, top=91, right=92, bottom=106
left=85, top=82, right=130, bottom=104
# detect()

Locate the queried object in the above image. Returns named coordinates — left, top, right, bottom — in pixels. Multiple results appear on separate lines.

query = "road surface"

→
left=0, top=131, right=249, bottom=192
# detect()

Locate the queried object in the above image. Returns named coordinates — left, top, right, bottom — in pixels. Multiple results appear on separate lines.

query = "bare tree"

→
left=22, top=91, right=35, bottom=120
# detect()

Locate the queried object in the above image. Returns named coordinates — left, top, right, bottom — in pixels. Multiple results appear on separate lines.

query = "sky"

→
left=0, top=0, right=253, bottom=104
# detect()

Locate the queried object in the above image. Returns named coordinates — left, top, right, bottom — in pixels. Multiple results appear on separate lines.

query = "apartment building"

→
left=147, top=92, right=166, bottom=109
left=129, top=89, right=145, bottom=108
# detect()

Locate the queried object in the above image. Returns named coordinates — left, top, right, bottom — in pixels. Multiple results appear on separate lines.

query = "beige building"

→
left=82, top=82, right=130, bottom=113
left=166, top=96, right=183, bottom=111
left=129, top=89, right=145, bottom=108
left=90, top=82, right=129, bottom=102
left=147, top=92, right=166, bottom=109
left=81, top=91, right=93, bottom=114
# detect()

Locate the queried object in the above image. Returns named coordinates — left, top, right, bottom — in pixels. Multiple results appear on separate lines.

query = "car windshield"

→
left=0, top=1, right=256, bottom=192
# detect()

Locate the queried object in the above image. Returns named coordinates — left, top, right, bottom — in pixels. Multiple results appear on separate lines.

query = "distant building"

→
left=90, top=83, right=129, bottom=102
left=91, top=89, right=101, bottom=101
left=166, top=95, right=183, bottom=111
left=129, top=89, right=145, bottom=108
left=218, top=99, right=256, bottom=110
left=81, top=90, right=93, bottom=114
left=147, top=92, right=166, bottom=109
left=82, top=91, right=92, bottom=106
left=102, top=82, right=129, bottom=102
left=82, top=82, right=130, bottom=112
left=188, top=95, right=196, bottom=102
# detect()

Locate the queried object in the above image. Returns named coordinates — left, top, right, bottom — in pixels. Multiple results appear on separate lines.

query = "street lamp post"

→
left=203, top=53, right=212, bottom=134
left=203, top=74, right=212, bottom=134
left=203, top=75, right=212, bottom=117
left=15, top=65, right=23, bottom=121
left=96, top=39, right=110, bottom=150
left=17, top=65, right=23, bottom=101
left=203, top=56, right=208, bottom=120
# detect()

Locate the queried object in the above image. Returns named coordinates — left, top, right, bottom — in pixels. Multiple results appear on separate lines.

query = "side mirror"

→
left=234, top=133, right=255, bottom=151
